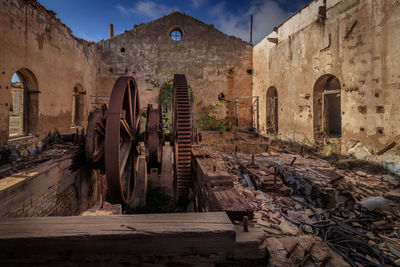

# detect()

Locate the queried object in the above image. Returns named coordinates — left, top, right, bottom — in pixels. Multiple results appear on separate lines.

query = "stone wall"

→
left=253, top=0, right=400, bottom=173
left=95, top=12, right=253, bottom=128
left=0, top=0, right=97, bottom=144
left=0, top=154, right=102, bottom=217
left=0, top=1, right=253, bottom=147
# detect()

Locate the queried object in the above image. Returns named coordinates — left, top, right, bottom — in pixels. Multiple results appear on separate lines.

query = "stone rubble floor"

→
left=202, top=131, right=400, bottom=267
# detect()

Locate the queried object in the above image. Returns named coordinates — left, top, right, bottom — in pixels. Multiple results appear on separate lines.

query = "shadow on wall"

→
left=313, top=74, right=341, bottom=142
left=266, top=86, right=278, bottom=135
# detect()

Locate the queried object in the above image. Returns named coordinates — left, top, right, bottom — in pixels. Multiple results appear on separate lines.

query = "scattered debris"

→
left=202, top=131, right=400, bottom=267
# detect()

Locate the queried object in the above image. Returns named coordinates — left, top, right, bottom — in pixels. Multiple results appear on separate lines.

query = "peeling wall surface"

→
left=253, top=0, right=400, bottom=173
left=95, top=12, right=253, bottom=127
left=0, top=0, right=96, bottom=144
left=0, top=1, right=252, bottom=147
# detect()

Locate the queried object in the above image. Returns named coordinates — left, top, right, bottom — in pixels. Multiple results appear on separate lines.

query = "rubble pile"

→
left=202, top=132, right=400, bottom=266
left=0, top=132, right=84, bottom=179
left=0, top=144, right=73, bottom=179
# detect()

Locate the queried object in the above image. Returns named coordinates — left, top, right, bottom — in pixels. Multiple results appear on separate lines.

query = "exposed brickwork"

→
left=1, top=155, right=102, bottom=217
left=5, top=183, right=78, bottom=217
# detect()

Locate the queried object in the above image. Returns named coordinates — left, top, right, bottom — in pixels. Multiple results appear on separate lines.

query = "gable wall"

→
left=95, top=13, right=253, bottom=128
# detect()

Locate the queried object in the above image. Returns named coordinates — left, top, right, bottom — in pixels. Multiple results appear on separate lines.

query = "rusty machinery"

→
left=85, top=74, right=200, bottom=205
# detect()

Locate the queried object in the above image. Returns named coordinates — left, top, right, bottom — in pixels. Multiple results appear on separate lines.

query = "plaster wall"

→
left=0, top=0, right=97, bottom=144
left=253, top=0, right=400, bottom=173
left=95, top=12, right=253, bottom=128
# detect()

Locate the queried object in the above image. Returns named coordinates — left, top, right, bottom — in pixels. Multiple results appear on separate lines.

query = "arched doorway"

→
left=9, top=69, right=39, bottom=138
left=313, top=74, right=341, bottom=141
left=72, top=84, right=85, bottom=127
left=266, top=86, right=278, bottom=134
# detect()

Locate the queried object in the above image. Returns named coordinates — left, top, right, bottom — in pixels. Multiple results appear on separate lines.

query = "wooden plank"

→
left=0, top=212, right=238, bottom=265
left=195, top=157, right=233, bottom=187
left=0, top=212, right=233, bottom=238
left=211, top=189, right=253, bottom=220
left=191, top=147, right=211, bottom=158
left=193, top=155, right=253, bottom=221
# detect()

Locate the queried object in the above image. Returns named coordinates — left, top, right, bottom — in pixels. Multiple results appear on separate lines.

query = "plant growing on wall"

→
left=195, top=102, right=226, bottom=131
left=145, top=73, right=193, bottom=133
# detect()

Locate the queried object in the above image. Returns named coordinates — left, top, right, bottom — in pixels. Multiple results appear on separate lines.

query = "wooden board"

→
left=192, top=146, right=211, bottom=158
left=193, top=154, right=253, bottom=221
left=0, top=212, right=238, bottom=265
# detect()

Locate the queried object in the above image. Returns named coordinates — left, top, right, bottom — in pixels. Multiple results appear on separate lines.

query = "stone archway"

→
left=313, top=74, right=341, bottom=142
left=9, top=68, right=39, bottom=139
left=266, top=86, right=278, bottom=135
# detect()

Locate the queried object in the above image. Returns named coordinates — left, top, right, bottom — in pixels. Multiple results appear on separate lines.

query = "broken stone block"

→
left=278, top=219, right=299, bottom=236
left=382, top=175, right=399, bottom=186
left=243, top=188, right=254, bottom=197
left=265, top=238, right=293, bottom=267
left=359, top=196, right=391, bottom=211
left=355, top=171, right=367, bottom=177
left=256, top=194, right=266, bottom=201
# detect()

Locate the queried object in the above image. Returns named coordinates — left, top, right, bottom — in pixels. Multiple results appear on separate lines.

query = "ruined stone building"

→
left=1, top=0, right=398, bottom=172
left=0, top=0, right=252, bottom=147
left=0, top=0, right=399, bottom=265
left=254, top=0, right=400, bottom=173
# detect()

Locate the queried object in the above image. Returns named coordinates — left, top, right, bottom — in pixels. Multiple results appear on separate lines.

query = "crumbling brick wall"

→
left=0, top=155, right=102, bottom=217
left=5, top=183, right=78, bottom=217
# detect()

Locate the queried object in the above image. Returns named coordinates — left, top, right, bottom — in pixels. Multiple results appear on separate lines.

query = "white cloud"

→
left=191, top=0, right=206, bottom=8
left=210, top=0, right=292, bottom=44
left=115, top=4, right=131, bottom=16
left=115, top=1, right=178, bottom=19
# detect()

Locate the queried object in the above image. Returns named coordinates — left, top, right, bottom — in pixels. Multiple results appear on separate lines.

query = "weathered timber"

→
left=192, top=148, right=253, bottom=220
left=377, top=141, right=396, bottom=155
left=236, top=159, right=290, bottom=195
left=192, top=145, right=211, bottom=158
left=0, top=212, right=244, bottom=265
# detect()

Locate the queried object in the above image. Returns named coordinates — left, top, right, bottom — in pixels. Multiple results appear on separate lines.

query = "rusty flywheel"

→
left=85, top=104, right=107, bottom=169
left=171, top=74, right=192, bottom=204
left=85, top=74, right=200, bottom=206
left=104, top=76, right=141, bottom=205
left=145, top=104, right=164, bottom=174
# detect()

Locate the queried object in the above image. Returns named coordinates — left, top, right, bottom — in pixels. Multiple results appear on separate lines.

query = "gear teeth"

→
left=173, top=74, right=192, bottom=203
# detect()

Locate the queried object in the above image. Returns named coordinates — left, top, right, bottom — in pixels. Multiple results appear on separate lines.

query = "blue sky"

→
left=37, top=0, right=309, bottom=44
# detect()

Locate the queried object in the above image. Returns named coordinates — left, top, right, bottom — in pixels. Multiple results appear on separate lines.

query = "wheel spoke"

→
left=127, top=82, right=134, bottom=128
left=126, top=152, right=133, bottom=201
left=105, top=76, right=140, bottom=205
left=133, top=88, right=138, bottom=133
left=119, top=141, right=132, bottom=176
left=121, top=118, right=134, bottom=139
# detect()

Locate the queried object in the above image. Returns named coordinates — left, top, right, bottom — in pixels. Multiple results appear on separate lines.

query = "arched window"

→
left=9, top=69, right=39, bottom=139
left=72, top=84, right=85, bottom=127
left=313, top=74, right=341, bottom=141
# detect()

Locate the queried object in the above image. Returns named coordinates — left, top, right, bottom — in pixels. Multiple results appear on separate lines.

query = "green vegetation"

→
left=270, top=138, right=397, bottom=175
left=195, top=103, right=226, bottom=131
left=145, top=73, right=173, bottom=112
left=145, top=73, right=194, bottom=133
